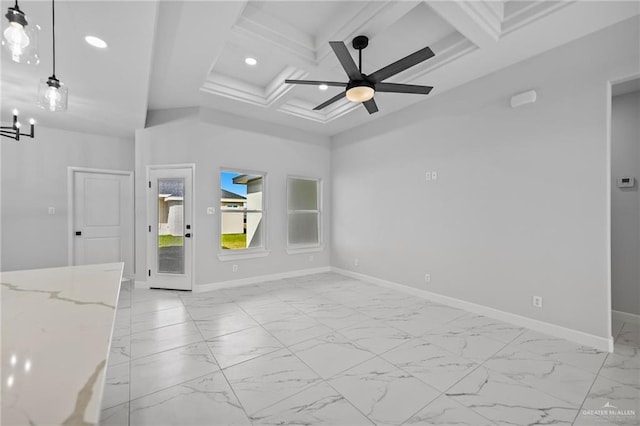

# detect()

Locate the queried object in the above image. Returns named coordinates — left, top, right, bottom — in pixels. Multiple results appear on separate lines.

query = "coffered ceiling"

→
left=150, top=0, right=639, bottom=136
left=1, top=1, right=639, bottom=138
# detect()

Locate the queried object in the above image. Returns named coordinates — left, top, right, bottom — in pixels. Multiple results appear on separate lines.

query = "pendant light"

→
left=37, top=0, right=67, bottom=112
left=2, top=0, right=39, bottom=64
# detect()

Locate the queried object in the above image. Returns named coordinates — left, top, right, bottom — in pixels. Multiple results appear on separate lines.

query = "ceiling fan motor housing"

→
left=352, top=35, right=369, bottom=50
left=346, top=79, right=373, bottom=91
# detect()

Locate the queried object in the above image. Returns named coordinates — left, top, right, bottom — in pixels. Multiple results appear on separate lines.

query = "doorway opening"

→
left=609, top=76, right=640, bottom=348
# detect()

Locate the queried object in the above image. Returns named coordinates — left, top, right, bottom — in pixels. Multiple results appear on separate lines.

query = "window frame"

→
left=218, top=168, right=269, bottom=261
left=286, top=175, right=323, bottom=254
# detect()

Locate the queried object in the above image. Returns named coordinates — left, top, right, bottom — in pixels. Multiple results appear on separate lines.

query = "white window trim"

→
left=286, top=175, right=323, bottom=253
left=218, top=248, right=270, bottom=261
left=285, top=245, right=324, bottom=255
left=218, top=168, right=268, bottom=260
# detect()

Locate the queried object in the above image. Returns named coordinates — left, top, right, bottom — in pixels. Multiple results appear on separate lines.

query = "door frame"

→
left=146, top=164, right=196, bottom=290
left=67, top=167, right=135, bottom=279
left=607, top=73, right=640, bottom=346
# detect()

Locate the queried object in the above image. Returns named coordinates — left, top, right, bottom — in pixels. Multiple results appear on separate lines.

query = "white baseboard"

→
left=196, top=266, right=332, bottom=293
left=332, top=267, right=613, bottom=353
left=613, top=310, right=640, bottom=325
left=134, top=280, right=150, bottom=290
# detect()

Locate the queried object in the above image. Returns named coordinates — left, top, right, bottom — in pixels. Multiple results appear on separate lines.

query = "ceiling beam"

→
left=428, top=0, right=503, bottom=49
left=147, top=1, right=247, bottom=109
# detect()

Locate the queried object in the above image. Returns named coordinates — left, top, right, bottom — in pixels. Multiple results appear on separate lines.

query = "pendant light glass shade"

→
left=2, top=2, right=40, bottom=64
left=37, top=75, right=67, bottom=112
left=38, top=0, right=67, bottom=112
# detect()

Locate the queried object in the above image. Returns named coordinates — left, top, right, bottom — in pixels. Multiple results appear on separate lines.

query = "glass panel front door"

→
left=157, top=178, right=185, bottom=274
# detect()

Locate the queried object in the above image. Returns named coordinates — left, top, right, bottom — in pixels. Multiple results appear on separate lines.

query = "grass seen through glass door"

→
left=158, top=235, right=183, bottom=248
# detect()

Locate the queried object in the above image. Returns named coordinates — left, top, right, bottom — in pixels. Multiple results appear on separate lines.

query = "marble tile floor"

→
left=101, top=273, right=640, bottom=426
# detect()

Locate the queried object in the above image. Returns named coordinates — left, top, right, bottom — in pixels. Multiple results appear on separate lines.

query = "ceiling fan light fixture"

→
left=346, top=81, right=375, bottom=103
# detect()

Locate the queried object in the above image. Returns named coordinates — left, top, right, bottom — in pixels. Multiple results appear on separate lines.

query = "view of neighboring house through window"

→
left=287, top=177, right=321, bottom=248
left=220, top=170, right=264, bottom=250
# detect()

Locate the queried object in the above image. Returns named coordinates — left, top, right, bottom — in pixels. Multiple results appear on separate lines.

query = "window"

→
left=220, top=170, right=265, bottom=254
left=287, top=177, right=321, bottom=250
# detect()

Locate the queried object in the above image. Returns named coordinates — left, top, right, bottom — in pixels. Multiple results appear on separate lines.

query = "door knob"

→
left=185, top=233, right=191, bottom=238
left=75, top=231, right=82, bottom=236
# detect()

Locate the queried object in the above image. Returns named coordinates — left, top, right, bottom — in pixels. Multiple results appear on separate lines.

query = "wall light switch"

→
left=206, top=207, right=215, bottom=215
left=232, top=264, right=238, bottom=273
left=48, top=207, right=55, bottom=215
left=425, top=172, right=431, bottom=181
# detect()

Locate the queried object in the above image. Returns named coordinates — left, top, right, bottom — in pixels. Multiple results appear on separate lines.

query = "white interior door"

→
left=147, top=167, right=193, bottom=290
left=73, top=170, right=133, bottom=277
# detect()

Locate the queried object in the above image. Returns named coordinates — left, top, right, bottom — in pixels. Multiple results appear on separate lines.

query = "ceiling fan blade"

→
left=363, top=98, right=378, bottom=114
left=329, top=41, right=361, bottom=81
left=285, top=80, right=347, bottom=87
left=313, top=92, right=346, bottom=110
left=368, top=46, right=434, bottom=84
left=375, top=82, right=433, bottom=95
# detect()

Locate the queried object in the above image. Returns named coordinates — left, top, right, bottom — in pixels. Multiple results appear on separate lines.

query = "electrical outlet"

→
left=354, top=258, right=359, bottom=267
left=308, top=255, right=314, bottom=262
left=206, top=207, right=215, bottom=215
left=232, top=264, right=238, bottom=273
left=424, top=273, right=431, bottom=283
left=48, top=207, right=55, bottom=215
left=532, top=296, right=543, bottom=308
left=431, top=171, right=438, bottom=180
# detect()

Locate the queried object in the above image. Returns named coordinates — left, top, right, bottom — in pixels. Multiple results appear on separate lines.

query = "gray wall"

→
left=135, top=109, right=332, bottom=286
left=331, top=18, right=639, bottom=339
left=611, top=90, right=640, bottom=315
left=1, top=126, right=134, bottom=271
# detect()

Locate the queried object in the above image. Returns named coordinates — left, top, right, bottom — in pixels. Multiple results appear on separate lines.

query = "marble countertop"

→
left=1, top=263, right=123, bottom=426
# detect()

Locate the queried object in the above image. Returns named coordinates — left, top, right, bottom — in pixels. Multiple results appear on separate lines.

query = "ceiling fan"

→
left=285, top=35, right=435, bottom=115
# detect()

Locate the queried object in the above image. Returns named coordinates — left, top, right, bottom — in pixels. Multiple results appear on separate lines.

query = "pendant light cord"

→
left=51, top=0, right=56, bottom=77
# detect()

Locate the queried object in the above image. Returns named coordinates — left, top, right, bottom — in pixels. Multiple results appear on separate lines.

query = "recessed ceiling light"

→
left=318, top=84, right=328, bottom=91
left=244, top=57, right=257, bottom=66
left=85, top=35, right=107, bottom=49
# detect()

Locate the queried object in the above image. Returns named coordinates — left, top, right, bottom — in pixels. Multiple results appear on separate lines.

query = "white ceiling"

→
left=1, top=1, right=639, bottom=139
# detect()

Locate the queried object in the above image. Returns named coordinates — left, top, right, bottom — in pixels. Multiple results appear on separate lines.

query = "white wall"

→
left=611, top=90, right=640, bottom=315
left=1, top=126, right=134, bottom=271
left=135, top=109, right=331, bottom=287
left=331, top=17, right=639, bottom=339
